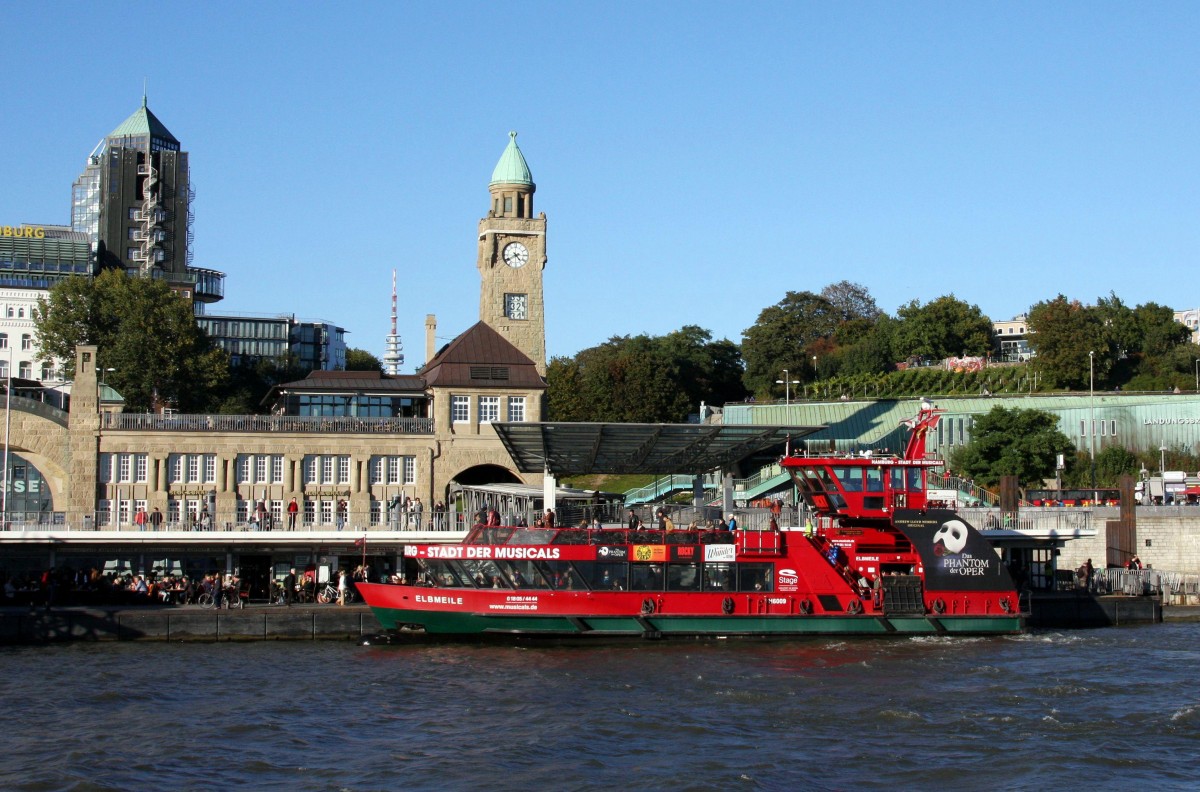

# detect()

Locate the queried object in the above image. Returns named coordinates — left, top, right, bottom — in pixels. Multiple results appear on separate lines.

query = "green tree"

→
left=820, top=280, right=881, bottom=322
left=949, top=406, right=1077, bottom=489
left=893, top=294, right=994, bottom=361
left=741, top=291, right=839, bottom=397
left=35, top=270, right=229, bottom=412
left=345, top=347, right=384, bottom=372
left=546, top=327, right=744, bottom=422
left=1027, top=295, right=1109, bottom=389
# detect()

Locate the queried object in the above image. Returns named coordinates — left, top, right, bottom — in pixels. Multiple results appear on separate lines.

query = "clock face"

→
left=505, top=293, right=528, bottom=320
left=503, top=242, right=529, bottom=268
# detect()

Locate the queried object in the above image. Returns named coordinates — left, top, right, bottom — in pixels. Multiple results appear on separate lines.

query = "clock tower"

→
left=478, top=132, right=547, bottom=375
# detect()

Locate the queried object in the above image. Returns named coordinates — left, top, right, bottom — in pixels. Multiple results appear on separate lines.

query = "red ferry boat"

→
left=357, top=404, right=1023, bottom=638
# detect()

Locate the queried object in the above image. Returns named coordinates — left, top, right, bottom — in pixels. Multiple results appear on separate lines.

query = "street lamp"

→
left=1160, top=445, right=1168, bottom=478
left=1194, top=358, right=1199, bottom=392
left=775, top=369, right=800, bottom=406
left=1088, top=351, right=1095, bottom=491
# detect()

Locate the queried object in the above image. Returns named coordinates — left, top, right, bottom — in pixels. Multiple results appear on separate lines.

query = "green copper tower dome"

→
left=489, top=131, right=534, bottom=187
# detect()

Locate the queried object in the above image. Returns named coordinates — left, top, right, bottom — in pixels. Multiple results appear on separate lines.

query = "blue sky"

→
left=3, top=3, right=1198, bottom=368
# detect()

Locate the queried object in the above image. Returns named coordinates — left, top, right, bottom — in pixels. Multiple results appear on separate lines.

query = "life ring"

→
left=641, top=598, right=656, bottom=615
left=1000, top=597, right=1012, bottom=614
left=932, top=598, right=946, bottom=614
left=799, top=599, right=813, bottom=615
left=846, top=599, right=862, bottom=615
left=722, top=597, right=735, bottom=615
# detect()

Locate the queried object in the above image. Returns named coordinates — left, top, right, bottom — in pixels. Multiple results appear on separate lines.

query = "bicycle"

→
left=316, top=582, right=356, bottom=604
left=197, top=585, right=245, bottom=609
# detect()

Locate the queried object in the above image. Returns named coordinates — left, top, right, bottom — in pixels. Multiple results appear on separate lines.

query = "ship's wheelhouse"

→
left=784, top=459, right=936, bottom=518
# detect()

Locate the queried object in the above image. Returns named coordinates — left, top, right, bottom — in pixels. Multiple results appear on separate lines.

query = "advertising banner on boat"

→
left=705, top=544, right=737, bottom=563
left=892, top=509, right=1016, bottom=591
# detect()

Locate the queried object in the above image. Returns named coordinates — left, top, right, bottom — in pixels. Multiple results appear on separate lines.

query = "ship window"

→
left=579, top=561, right=627, bottom=591
left=737, top=563, right=774, bottom=592
left=496, top=560, right=549, bottom=589
left=454, top=559, right=505, bottom=588
left=507, top=528, right=556, bottom=545
left=537, top=560, right=586, bottom=590
left=703, top=563, right=734, bottom=591
left=420, top=559, right=466, bottom=588
left=865, top=468, right=884, bottom=492
left=667, top=563, right=701, bottom=592
left=831, top=466, right=863, bottom=492
left=630, top=563, right=665, bottom=591
left=907, top=468, right=923, bottom=491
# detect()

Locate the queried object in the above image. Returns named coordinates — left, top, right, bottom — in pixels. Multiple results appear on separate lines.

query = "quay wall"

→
left=1057, top=514, right=1200, bottom=572
left=0, top=605, right=384, bottom=645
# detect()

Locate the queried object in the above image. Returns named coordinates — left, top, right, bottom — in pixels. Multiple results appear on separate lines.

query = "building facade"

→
left=1, top=134, right=549, bottom=538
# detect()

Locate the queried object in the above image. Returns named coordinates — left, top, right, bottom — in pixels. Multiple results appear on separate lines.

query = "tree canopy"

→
left=345, top=347, right=385, bottom=372
left=893, top=295, right=994, bottom=361
left=547, top=326, right=746, bottom=422
left=35, top=271, right=230, bottom=412
left=949, top=406, right=1077, bottom=489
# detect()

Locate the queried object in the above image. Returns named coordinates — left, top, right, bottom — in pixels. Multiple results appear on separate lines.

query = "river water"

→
left=1, top=623, right=1198, bottom=791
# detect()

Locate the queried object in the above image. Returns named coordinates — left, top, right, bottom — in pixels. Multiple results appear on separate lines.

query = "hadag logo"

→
left=932, top=520, right=968, bottom=556
left=777, top=568, right=799, bottom=586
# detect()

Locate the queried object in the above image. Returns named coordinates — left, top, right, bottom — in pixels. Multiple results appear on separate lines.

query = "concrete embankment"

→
left=0, top=604, right=384, bottom=645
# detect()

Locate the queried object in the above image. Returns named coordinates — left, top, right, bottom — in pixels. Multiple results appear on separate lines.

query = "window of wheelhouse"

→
left=831, top=466, right=863, bottom=492
left=738, top=563, right=774, bottom=592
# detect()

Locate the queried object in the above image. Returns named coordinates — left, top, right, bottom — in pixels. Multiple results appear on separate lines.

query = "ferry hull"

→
left=364, top=602, right=1023, bottom=639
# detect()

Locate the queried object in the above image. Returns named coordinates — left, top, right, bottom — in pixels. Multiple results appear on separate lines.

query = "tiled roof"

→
left=421, top=322, right=546, bottom=389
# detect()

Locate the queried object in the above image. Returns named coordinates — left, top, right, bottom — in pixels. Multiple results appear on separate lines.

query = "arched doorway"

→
left=4, top=452, right=55, bottom=523
left=446, top=464, right=523, bottom=523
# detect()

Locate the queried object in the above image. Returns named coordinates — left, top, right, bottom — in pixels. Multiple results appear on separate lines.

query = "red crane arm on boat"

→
left=902, top=403, right=942, bottom=461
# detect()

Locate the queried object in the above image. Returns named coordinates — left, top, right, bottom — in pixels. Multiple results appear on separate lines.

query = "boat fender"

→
left=846, top=599, right=862, bottom=615
left=722, top=597, right=735, bottom=615
left=799, top=598, right=813, bottom=615
left=641, top=598, right=656, bottom=615
left=1000, top=597, right=1012, bottom=613
left=932, top=597, right=946, bottom=614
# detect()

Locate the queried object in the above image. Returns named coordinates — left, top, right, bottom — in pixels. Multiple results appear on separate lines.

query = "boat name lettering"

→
left=415, top=594, right=463, bottom=605
left=767, top=598, right=788, bottom=605
left=422, top=546, right=561, bottom=560
left=942, top=553, right=988, bottom=576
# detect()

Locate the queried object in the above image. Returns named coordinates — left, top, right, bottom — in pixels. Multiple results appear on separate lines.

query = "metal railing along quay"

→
left=101, top=413, right=434, bottom=434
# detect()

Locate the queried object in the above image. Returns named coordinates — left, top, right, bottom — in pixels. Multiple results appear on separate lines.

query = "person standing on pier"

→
left=283, top=567, right=297, bottom=606
left=149, top=508, right=163, bottom=531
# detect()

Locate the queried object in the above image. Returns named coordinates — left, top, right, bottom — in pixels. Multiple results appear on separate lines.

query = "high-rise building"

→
left=70, top=96, right=224, bottom=307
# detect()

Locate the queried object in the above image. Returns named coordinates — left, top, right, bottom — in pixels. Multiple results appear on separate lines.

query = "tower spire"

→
left=383, top=269, right=404, bottom=375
